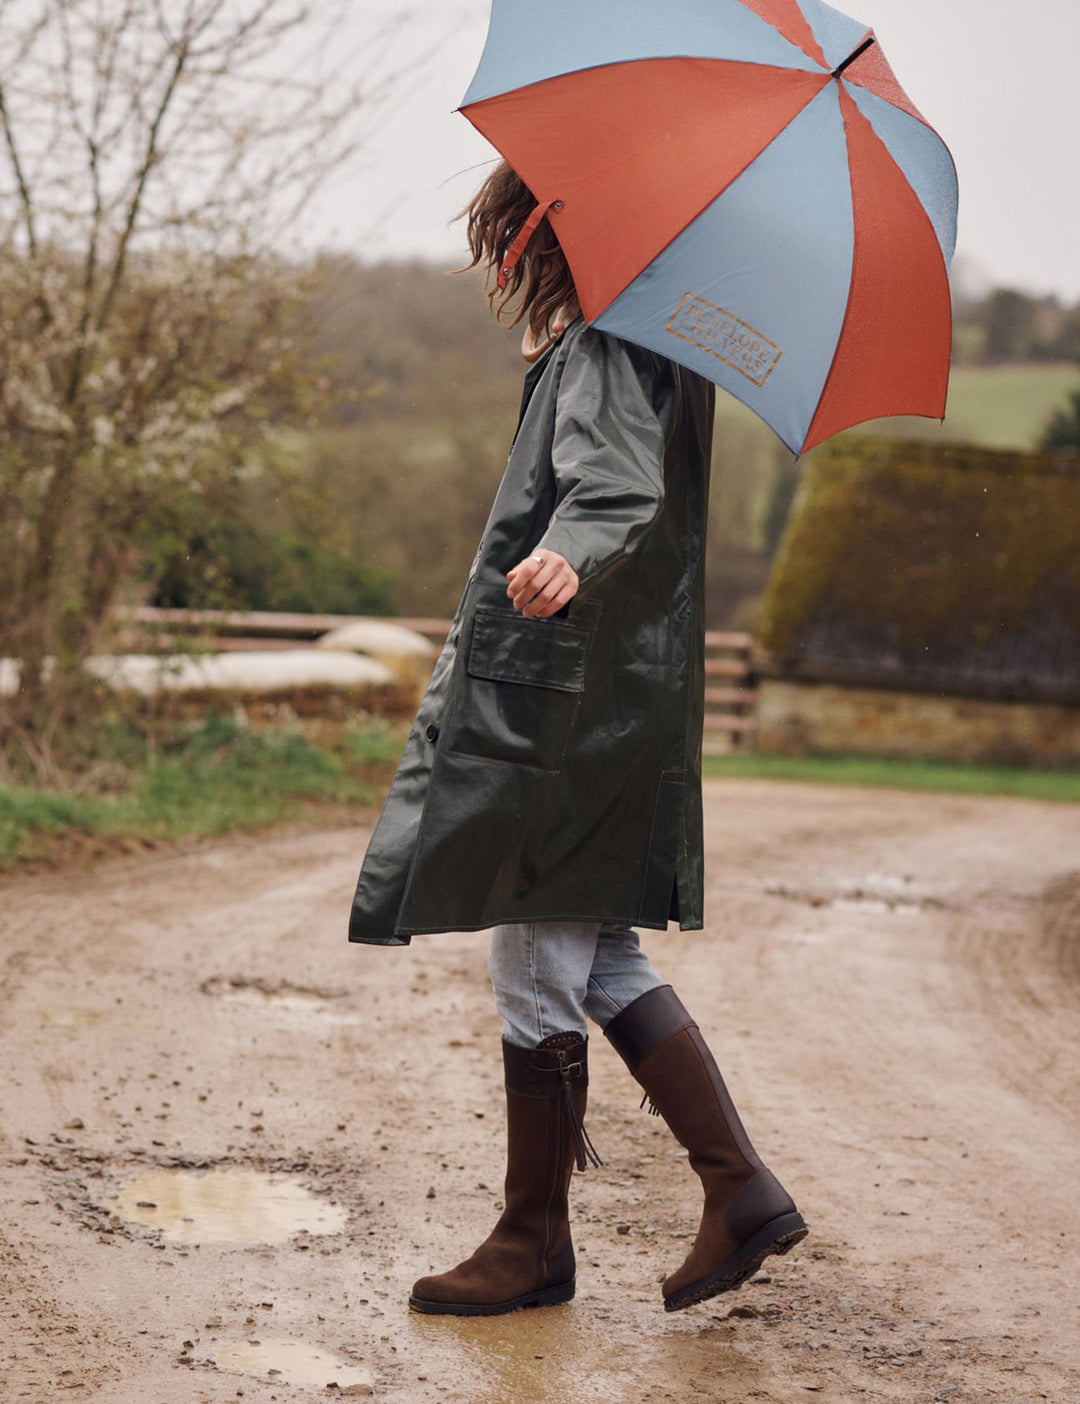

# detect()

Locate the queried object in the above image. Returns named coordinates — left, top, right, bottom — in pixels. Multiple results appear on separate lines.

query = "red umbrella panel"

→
left=461, top=0, right=958, bottom=454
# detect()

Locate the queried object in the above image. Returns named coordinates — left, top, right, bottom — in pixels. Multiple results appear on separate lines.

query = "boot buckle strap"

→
left=525, top=1057, right=583, bottom=1082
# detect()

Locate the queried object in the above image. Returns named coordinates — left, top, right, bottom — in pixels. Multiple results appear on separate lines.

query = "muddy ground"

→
left=1, top=778, right=1078, bottom=1404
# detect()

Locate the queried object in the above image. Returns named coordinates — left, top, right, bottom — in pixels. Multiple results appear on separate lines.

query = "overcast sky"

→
left=325, top=0, right=1080, bottom=300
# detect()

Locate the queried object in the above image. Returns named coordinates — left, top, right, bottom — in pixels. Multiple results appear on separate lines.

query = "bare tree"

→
left=0, top=0, right=400, bottom=748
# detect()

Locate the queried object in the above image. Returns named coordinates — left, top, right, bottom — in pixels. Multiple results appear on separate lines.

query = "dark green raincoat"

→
left=349, top=318, right=714, bottom=946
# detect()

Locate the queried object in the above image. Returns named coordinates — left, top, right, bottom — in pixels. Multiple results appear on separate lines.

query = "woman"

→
left=348, top=161, right=807, bottom=1316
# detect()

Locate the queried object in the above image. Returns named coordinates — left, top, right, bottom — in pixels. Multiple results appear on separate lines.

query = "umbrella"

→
left=459, top=0, right=958, bottom=455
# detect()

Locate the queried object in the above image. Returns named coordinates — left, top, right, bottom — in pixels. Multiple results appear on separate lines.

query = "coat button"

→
left=425, top=724, right=439, bottom=743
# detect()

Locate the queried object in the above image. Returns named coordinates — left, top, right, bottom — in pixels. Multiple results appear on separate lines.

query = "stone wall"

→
left=756, top=678, right=1080, bottom=767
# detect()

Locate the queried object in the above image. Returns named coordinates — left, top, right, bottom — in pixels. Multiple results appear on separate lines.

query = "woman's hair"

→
left=460, top=161, right=577, bottom=339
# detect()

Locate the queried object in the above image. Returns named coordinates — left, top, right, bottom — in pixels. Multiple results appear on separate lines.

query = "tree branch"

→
left=92, top=28, right=191, bottom=342
left=0, top=81, right=38, bottom=258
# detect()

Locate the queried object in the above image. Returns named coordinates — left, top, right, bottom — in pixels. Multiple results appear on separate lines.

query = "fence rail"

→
left=703, top=630, right=756, bottom=754
left=115, top=608, right=757, bottom=750
left=115, top=606, right=452, bottom=646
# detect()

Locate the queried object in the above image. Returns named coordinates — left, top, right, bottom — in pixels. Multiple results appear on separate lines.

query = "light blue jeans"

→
left=487, top=921, right=667, bottom=1048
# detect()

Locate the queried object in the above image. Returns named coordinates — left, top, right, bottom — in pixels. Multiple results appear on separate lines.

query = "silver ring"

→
left=532, top=555, right=544, bottom=565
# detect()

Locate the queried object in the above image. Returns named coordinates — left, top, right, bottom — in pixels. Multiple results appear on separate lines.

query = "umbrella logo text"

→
left=666, top=294, right=783, bottom=388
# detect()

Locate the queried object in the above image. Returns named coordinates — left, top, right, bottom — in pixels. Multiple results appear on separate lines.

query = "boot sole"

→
left=663, top=1212, right=809, bottom=1313
left=408, top=1278, right=576, bottom=1317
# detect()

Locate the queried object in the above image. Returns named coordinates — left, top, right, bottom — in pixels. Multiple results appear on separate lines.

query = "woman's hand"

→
left=506, top=550, right=579, bottom=619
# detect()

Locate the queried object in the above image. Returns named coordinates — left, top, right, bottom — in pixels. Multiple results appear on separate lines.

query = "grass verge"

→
left=6, top=726, right=1077, bottom=869
left=0, top=712, right=405, bottom=865
left=702, top=751, right=1080, bottom=803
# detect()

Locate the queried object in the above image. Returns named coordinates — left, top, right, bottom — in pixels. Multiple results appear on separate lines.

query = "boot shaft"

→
left=504, top=1031, right=601, bottom=1174
left=495, top=1033, right=597, bottom=1267
left=603, top=983, right=804, bottom=1312
left=604, top=986, right=763, bottom=1179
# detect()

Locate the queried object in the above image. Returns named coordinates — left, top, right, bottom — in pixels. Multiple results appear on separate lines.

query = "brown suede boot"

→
left=408, top=1030, right=600, bottom=1316
left=605, top=985, right=807, bottom=1312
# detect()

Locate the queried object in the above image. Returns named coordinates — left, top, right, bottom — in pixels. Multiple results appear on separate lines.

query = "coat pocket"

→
left=446, top=608, right=590, bottom=771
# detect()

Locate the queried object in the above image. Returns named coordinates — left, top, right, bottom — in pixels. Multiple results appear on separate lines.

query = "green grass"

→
left=0, top=713, right=398, bottom=864
left=703, top=751, right=1080, bottom=803
left=0, top=789, right=105, bottom=860
left=342, top=718, right=409, bottom=767
left=845, top=363, right=1080, bottom=451
left=711, top=362, right=1080, bottom=455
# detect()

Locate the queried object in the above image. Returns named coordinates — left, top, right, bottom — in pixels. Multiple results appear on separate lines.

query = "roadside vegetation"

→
left=703, top=752, right=1080, bottom=804
left=0, top=713, right=405, bottom=866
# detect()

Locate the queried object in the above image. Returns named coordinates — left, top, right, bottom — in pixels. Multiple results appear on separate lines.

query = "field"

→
left=865, top=361, right=1080, bottom=449
left=711, top=360, right=1079, bottom=455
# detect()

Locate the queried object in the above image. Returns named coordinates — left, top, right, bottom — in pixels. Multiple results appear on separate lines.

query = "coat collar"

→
left=520, top=308, right=584, bottom=363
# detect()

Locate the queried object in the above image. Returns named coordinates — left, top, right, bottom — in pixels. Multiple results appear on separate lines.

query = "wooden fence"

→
left=115, top=608, right=757, bottom=751
left=703, top=630, right=756, bottom=755
left=115, top=606, right=453, bottom=650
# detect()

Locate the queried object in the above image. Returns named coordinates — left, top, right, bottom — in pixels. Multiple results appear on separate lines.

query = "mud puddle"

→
left=213, top=1337, right=373, bottom=1393
left=38, top=1007, right=160, bottom=1029
left=39, top=1007, right=109, bottom=1027
left=403, top=1311, right=741, bottom=1404
left=201, top=974, right=345, bottom=1007
left=766, top=870, right=950, bottom=913
left=199, top=974, right=365, bottom=1023
left=109, top=1167, right=348, bottom=1244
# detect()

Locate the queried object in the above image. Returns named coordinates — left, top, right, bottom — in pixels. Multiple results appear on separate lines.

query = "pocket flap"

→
left=466, top=608, right=589, bottom=693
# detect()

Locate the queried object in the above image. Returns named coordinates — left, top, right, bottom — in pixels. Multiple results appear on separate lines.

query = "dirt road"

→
left=2, top=778, right=1078, bottom=1403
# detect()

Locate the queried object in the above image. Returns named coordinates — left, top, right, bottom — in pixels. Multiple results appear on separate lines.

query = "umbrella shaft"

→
left=832, top=35, right=876, bottom=79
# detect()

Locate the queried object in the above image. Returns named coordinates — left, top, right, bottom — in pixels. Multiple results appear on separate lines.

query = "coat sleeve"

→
left=532, top=327, right=669, bottom=589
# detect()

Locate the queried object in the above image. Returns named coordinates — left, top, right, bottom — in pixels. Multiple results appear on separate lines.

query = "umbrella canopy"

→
left=460, top=0, right=958, bottom=455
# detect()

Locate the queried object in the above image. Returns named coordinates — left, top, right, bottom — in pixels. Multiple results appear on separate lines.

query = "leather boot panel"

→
left=686, top=1027, right=763, bottom=1169
left=662, top=1220, right=737, bottom=1301
left=661, top=1170, right=796, bottom=1303
left=412, top=1234, right=549, bottom=1308
left=546, top=1235, right=576, bottom=1288
left=603, top=985, right=694, bottom=1070
left=636, top=1028, right=758, bottom=1185
left=726, top=1167, right=797, bottom=1245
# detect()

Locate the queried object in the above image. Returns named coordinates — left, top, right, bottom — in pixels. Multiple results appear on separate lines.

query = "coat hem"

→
left=348, top=912, right=704, bottom=943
